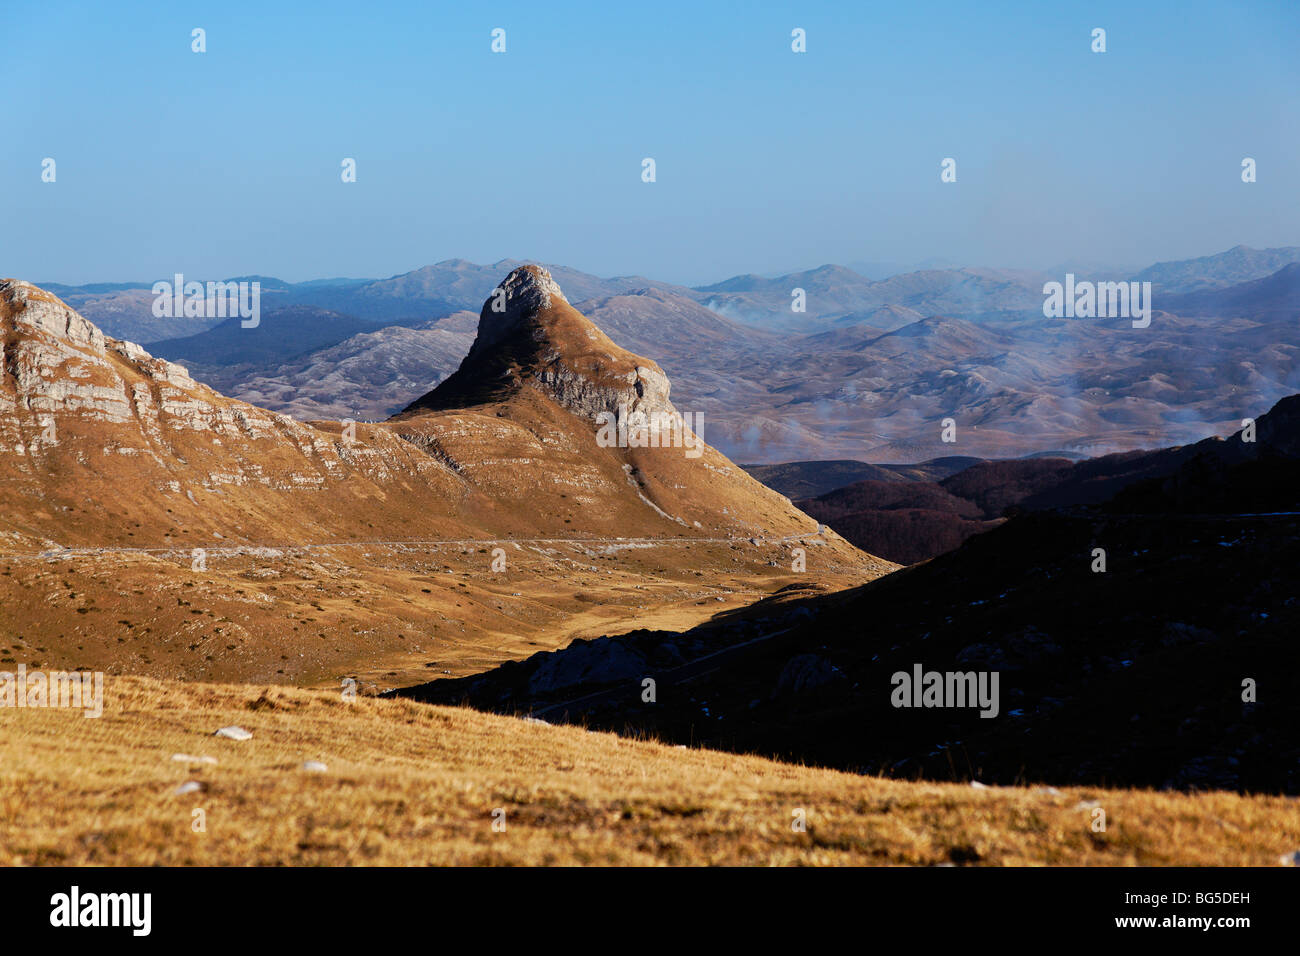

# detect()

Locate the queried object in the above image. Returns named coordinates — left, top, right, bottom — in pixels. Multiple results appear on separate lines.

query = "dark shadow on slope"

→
left=394, top=396, right=1300, bottom=793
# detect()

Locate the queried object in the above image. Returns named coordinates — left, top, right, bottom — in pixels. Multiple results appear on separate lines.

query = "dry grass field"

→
left=2, top=676, right=1297, bottom=866
left=0, top=540, right=882, bottom=690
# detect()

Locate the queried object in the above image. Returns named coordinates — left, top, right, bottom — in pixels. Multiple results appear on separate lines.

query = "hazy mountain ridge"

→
left=162, top=266, right=1300, bottom=462
left=49, top=243, right=1291, bottom=343
left=47, top=260, right=700, bottom=345
left=172, top=312, right=479, bottom=423
left=42, top=246, right=1300, bottom=463
left=1158, top=261, right=1300, bottom=320
left=1135, top=244, right=1300, bottom=294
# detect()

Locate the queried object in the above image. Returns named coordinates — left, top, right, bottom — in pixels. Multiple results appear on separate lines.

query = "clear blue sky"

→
left=4, top=0, right=1298, bottom=285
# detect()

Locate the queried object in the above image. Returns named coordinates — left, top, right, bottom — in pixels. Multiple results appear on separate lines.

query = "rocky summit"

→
left=400, top=264, right=675, bottom=427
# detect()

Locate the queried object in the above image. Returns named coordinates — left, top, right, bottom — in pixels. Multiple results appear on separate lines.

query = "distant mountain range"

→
left=40, top=259, right=694, bottom=344
left=34, top=244, right=1300, bottom=463
left=44, top=244, right=1300, bottom=344
left=1159, top=261, right=1300, bottom=321
left=157, top=311, right=479, bottom=423
left=696, top=265, right=1051, bottom=329
left=1135, top=244, right=1300, bottom=294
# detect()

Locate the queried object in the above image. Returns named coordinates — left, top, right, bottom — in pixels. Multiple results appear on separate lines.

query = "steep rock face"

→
left=4, top=280, right=326, bottom=457
left=389, top=266, right=830, bottom=537
left=3, top=280, right=106, bottom=350
left=399, top=265, right=675, bottom=428
left=1, top=280, right=199, bottom=429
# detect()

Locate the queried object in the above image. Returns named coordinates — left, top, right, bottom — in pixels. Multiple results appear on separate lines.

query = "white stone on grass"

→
left=171, top=753, right=217, bottom=764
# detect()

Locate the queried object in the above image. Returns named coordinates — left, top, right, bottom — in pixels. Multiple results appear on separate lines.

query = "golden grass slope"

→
left=2, top=676, right=1296, bottom=866
left=0, top=543, right=883, bottom=687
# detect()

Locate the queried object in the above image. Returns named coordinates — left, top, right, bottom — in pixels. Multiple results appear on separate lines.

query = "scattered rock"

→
left=171, top=753, right=218, bottom=765
left=214, top=726, right=253, bottom=740
left=173, top=780, right=206, bottom=795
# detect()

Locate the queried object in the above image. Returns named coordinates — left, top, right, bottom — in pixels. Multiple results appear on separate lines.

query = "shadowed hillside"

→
left=402, top=396, right=1300, bottom=794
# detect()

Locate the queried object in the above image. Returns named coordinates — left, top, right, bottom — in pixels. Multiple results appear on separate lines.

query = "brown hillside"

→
left=0, top=274, right=890, bottom=687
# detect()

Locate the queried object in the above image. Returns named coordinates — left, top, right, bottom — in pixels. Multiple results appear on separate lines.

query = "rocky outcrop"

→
left=3, top=279, right=106, bottom=350
left=470, top=265, right=566, bottom=353
left=399, top=265, right=677, bottom=430
left=0, top=278, right=457, bottom=491
left=1, top=280, right=199, bottom=424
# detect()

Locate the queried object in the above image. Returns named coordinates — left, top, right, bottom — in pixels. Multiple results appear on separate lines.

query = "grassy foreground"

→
left=1, top=676, right=1296, bottom=866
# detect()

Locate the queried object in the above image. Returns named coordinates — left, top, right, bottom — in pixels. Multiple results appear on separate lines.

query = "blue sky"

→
left=4, top=0, right=1298, bottom=284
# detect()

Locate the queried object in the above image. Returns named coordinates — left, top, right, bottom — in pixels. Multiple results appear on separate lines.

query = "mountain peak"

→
left=398, top=266, right=674, bottom=424
left=473, top=265, right=568, bottom=353
left=2, top=278, right=106, bottom=351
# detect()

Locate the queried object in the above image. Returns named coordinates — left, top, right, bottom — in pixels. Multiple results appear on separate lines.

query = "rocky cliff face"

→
left=1, top=279, right=194, bottom=426
left=0, top=278, right=474, bottom=550
left=400, top=265, right=676, bottom=429
left=0, top=279, right=424, bottom=468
